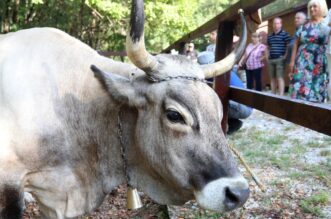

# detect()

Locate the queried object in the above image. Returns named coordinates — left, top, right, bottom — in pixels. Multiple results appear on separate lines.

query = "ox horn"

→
left=202, top=9, right=247, bottom=79
left=126, top=0, right=158, bottom=76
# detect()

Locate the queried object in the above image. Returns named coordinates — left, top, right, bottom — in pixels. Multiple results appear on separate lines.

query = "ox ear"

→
left=91, top=65, right=146, bottom=106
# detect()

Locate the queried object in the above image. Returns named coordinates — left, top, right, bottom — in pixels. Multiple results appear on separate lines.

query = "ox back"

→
left=0, top=27, right=141, bottom=218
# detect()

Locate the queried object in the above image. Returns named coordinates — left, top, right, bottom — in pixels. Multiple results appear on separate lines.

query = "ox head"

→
left=92, top=0, right=249, bottom=212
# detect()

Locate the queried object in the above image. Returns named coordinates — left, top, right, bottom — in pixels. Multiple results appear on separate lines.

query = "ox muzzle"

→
left=194, top=176, right=249, bottom=212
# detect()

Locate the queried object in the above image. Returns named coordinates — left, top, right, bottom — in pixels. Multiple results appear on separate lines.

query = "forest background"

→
left=0, top=0, right=239, bottom=53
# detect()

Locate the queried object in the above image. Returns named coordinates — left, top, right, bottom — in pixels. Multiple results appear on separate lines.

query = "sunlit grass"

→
left=300, top=192, right=329, bottom=217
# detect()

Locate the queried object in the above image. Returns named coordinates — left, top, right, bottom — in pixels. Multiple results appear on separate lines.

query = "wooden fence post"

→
left=214, top=21, right=235, bottom=134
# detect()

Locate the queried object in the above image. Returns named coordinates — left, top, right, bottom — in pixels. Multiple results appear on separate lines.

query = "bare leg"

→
left=278, top=77, right=285, bottom=96
left=270, top=78, right=277, bottom=94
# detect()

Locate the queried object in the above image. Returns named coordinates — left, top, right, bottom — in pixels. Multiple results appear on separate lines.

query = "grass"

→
left=224, top=123, right=331, bottom=218
left=306, top=140, right=329, bottom=148
left=322, top=136, right=331, bottom=143
left=179, top=210, right=223, bottom=219
left=269, top=155, right=292, bottom=170
left=300, top=192, right=329, bottom=217
left=289, top=138, right=301, bottom=145
left=306, top=141, right=322, bottom=148
left=299, top=163, right=331, bottom=186
left=288, top=143, right=307, bottom=154
left=156, top=205, right=170, bottom=219
left=265, top=134, right=286, bottom=145
left=288, top=170, right=309, bottom=180
left=304, top=163, right=330, bottom=177
left=284, top=125, right=295, bottom=131
left=230, top=128, right=328, bottom=171
left=259, top=196, right=273, bottom=207
left=230, top=125, right=331, bottom=182
left=229, top=128, right=287, bottom=166
left=320, top=150, right=331, bottom=157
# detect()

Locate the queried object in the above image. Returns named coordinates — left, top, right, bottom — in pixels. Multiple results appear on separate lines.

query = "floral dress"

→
left=289, top=22, right=330, bottom=102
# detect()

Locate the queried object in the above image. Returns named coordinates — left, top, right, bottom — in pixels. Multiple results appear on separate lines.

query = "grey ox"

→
left=0, top=0, right=249, bottom=218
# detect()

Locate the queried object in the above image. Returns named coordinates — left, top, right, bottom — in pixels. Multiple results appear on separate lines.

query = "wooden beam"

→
left=229, top=87, right=331, bottom=136
left=262, top=3, right=307, bottom=21
left=214, top=21, right=234, bottom=134
left=162, top=0, right=276, bottom=53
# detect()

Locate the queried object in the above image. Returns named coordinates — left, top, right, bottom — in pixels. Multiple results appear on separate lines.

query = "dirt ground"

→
left=23, top=185, right=167, bottom=219
left=23, top=110, right=331, bottom=219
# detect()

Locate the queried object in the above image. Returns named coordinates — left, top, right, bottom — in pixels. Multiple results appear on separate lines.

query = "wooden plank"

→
left=214, top=21, right=234, bottom=134
left=162, top=0, right=276, bottom=53
left=261, top=0, right=308, bottom=20
left=262, top=4, right=307, bottom=21
left=229, top=87, right=331, bottom=136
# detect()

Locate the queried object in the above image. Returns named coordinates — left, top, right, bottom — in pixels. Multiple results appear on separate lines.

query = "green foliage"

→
left=0, top=0, right=235, bottom=52
left=299, top=192, right=329, bottom=217
left=194, top=0, right=238, bottom=26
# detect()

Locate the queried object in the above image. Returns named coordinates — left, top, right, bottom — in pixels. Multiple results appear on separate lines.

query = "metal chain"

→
left=148, top=75, right=213, bottom=84
left=117, top=112, right=130, bottom=187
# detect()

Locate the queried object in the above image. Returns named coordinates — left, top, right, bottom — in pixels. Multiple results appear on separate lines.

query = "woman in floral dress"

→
left=289, top=0, right=329, bottom=103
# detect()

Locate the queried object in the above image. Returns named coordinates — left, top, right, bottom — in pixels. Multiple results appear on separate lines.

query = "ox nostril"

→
left=224, top=187, right=250, bottom=211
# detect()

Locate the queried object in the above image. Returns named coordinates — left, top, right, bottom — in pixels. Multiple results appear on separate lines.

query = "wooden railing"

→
left=163, top=0, right=331, bottom=136
left=230, top=87, right=331, bottom=135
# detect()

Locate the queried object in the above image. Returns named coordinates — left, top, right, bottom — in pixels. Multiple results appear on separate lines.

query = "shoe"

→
left=227, top=119, right=243, bottom=135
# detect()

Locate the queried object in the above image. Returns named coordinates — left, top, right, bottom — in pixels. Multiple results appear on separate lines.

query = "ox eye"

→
left=166, top=109, right=185, bottom=124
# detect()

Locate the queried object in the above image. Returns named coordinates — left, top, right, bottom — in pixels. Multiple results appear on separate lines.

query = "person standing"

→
left=185, top=43, right=198, bottom=62
left=289, top=0, right=329, bottom=103
left=267, top=17, right=291, bottom=95
left=324, top=8, right=331, bottom=101
left=239, top=32, right=267, bottom=91
left=286, top=12, right=307, bottom=71
left=206, top=30, right=217, bottom=53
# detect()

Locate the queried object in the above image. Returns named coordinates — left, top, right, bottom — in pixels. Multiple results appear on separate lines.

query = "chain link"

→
left=148, top=76, right=213, bottom=84
left=117, top=112, right=130, bottom=186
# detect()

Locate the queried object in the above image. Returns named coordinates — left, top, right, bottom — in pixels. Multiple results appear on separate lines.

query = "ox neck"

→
left=117, top=111, right=130, bottom=187
left=114, top=107, right=138, bottom=188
